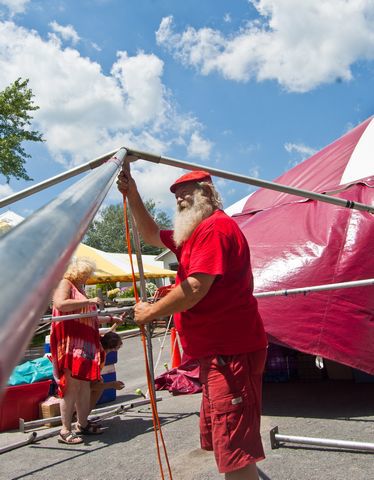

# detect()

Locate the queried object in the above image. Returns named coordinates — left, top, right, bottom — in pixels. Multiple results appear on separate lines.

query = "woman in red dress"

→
left=50, top=257, right=122, bottom=445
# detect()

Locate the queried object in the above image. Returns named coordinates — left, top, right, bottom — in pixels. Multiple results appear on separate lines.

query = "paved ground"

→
left=0, top=330, right=373, bottom=480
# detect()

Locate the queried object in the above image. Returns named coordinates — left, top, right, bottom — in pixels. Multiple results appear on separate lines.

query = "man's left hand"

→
left=134, top=301, right=155, bottom=325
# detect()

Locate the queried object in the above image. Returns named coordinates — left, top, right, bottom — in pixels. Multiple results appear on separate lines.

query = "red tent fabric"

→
left=233, top=117, right=374, bottom=374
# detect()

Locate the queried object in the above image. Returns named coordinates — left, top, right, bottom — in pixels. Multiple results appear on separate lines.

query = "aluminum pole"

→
left=0, top=148, right=127, bottom=396
left=128, top=209, right=156, bottom=393
left=38, top=278, right=374, bottom=322
left=20, top=397, right=162, bottom=431
left=270, top=426, right=374, bottom=453
left=0, top=148, right=119, bottom=209
left=254, top=277, right=374, bottom=298
left=127, top=148, right=374, bottom=214
left=40, top=306, right=133, bottom=322
left=0, top=432, right=37, bottom=455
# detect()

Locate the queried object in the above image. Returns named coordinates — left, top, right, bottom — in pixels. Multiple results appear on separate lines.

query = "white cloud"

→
left=49, top=21, right=80, bottom=45
left=285, top=142, right=317, bottom=167
left=0, top=183, right=14, bottom=198
left=111, top=50, right=167, bottom=128
left=187, top=131, right=213, bottom=159
left=285, top=142, right=316, bottom=158
left=248, top=165, right=260, bottom=178
left=0, top=20, right=212, bottom=209
left=156, top=2, right=374, bottom=92
left=223, top=13, right=232, bottom=23
left=91, top=42, right=101, bottom=52
left=0, top=0, right=29, bottom=16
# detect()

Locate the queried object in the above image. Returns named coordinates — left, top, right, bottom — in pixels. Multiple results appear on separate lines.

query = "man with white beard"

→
left=117, top=164, right=267, bottom=480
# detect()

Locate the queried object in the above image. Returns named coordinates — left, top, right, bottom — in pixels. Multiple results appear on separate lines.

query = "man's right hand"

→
left=117, top=162, right=137, bottom=196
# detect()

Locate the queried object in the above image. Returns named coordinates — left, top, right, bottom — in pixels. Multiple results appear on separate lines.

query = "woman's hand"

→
left=89, top=297, right=104, bottom=308
left=110, top=315, right=124, bottom=324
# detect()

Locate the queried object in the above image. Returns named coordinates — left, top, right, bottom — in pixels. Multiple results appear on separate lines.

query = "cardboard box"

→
left=39, top=397, right=61, bottom=426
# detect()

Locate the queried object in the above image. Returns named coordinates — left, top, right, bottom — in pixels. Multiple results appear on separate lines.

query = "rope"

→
left=153, top=315, right=173, bottom=373
left=123, top=197, right=173, bottom=480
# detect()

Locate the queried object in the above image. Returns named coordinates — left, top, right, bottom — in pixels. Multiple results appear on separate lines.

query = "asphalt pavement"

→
left=0, top=330, right=373, bottom=480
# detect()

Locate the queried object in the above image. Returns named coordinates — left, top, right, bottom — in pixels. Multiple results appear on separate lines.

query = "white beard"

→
left=173, top=190, right=214, bottom=247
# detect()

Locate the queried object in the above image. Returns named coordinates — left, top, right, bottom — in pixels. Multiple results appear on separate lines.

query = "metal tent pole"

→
left=127, top=208, right=156, bottom=394
left=19, top=397, right=162, bottom=432
left=270, top=426, right=374, bottom=453
left=0, top=148, right=128, bottom=396
left=127, top=148, right=374, bottom=214
left=254, top=277, right=374, bottom=298
left=40, top=307, right=133, bottom=322
left=0, top=432, right=37, bottom=455
left=0, top=148, right=119, bottom=209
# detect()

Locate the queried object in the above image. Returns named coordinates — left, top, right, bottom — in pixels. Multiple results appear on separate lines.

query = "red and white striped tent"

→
left=233, top=117, right=374, bottom=374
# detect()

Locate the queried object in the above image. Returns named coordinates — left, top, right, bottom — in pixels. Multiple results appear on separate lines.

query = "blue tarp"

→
left=8, top=357, right=53, bottom=386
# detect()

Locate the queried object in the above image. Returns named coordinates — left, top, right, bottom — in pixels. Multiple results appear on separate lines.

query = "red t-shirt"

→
left=160, top=210, right=267, bottom=359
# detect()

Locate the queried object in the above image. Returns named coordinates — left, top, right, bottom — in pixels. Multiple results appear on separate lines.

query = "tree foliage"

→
left=84, top=199, right=172, bottom=255
left=0, top=78, right=44, bottom=182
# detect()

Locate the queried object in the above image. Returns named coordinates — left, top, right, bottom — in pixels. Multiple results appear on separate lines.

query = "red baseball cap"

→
left=170, top=170, right=212, bottom=193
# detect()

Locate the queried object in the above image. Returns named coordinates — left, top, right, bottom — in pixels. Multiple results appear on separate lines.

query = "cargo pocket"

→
left=211, top=394, right=248, bottom=443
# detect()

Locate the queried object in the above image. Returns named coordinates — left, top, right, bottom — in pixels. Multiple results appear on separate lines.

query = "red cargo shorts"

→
left=199, top=349, right=267, bottom=473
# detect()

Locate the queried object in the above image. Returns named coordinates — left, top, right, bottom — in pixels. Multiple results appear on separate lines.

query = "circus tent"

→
left=233, top=117, right=374, bottom=374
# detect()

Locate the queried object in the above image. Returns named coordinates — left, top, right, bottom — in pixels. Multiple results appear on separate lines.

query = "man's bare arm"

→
left=117, top=163, right=165, bottom=248
left=134, top=273, right=216, bottom=325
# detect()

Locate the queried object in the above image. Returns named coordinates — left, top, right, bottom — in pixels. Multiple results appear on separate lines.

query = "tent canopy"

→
left=234, top=117, right=374, bottom=374
left=75, top=243, right=176, bottom=284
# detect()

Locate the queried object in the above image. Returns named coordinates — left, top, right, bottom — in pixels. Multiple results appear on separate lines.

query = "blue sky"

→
left=0, top=0, right=373, bottom=219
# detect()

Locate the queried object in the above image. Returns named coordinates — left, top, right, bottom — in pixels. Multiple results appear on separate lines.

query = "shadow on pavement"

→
left=262, top=380, right=374, bottom=419
left=10, top=444, right=108, bottom=480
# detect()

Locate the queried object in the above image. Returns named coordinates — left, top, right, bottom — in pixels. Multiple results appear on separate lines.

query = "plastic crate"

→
left=44, top=335, right=51, bottom=354
left=0, top=380, right=51, bottom=431
left=263, top=344, right=297, bottom=383
left=95, top=348, right=119, bottom=404
left=97, top=371, right=116, bottom=404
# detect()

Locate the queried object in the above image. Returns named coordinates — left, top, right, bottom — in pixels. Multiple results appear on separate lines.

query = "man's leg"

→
left=201, top=351, right=266, bottom=475
left=198, top=357, right=214, bottom=452
left=224, top=350, right=267, bottom=479
left=225, top=463, right=259, bottom=480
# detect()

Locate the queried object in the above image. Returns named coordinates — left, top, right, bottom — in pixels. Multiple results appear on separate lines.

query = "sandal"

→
left=75, top=422, right=103, bottom=435
left=88, top=416, right=102, bottom=424
left=58, top=431, right=83, bottom=445
left=86, top=418, right=102, bottom=428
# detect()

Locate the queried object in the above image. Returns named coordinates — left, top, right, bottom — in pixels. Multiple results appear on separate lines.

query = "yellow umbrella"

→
left=74, top=243, right=176, bottom=284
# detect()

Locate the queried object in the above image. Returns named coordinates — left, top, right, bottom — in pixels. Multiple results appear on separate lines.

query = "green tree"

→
left=0, top=78, right=44, bottom=182
left=84, top=200, right=172, bottom=255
